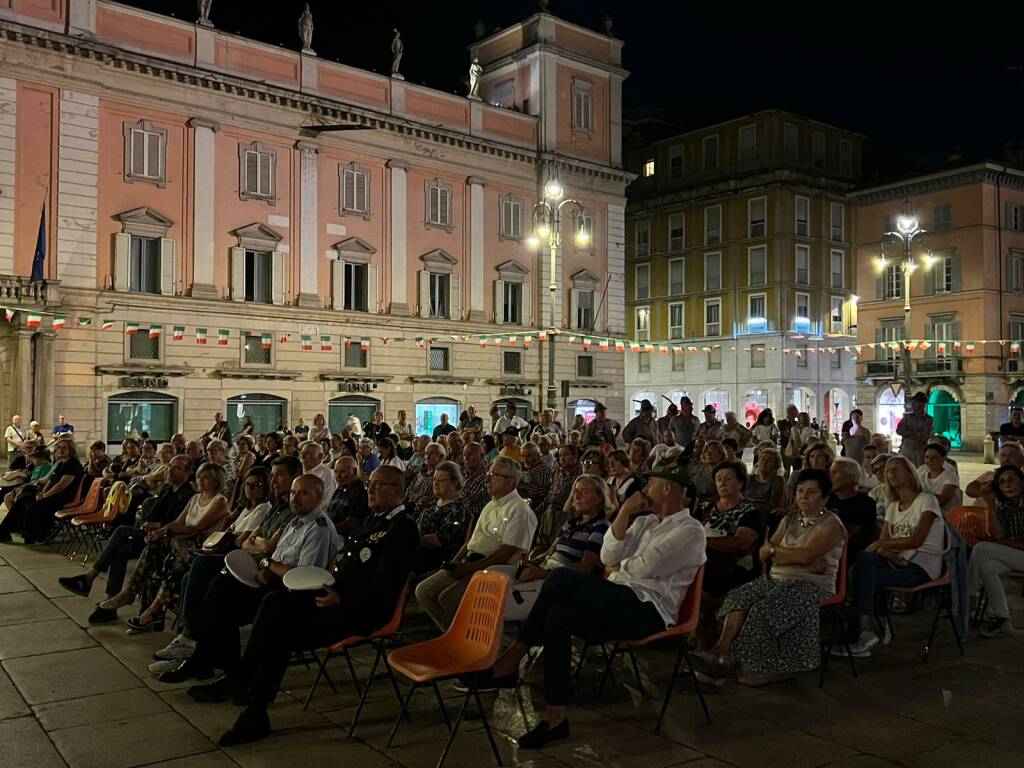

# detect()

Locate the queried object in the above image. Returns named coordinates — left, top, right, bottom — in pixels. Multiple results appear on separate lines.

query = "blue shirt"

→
left=272, top=509, right=339, bottom=568
left=362, top=454, right=381, bottom=476
left=52, top=423, right=75, bottom=435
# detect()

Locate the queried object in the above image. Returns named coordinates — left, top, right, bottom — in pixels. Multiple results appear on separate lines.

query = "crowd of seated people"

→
left=0, top=400, right=1021, bottom=753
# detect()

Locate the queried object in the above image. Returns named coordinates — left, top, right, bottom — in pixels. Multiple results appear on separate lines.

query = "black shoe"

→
left=58, top=575, right=92, bottom=597
left=188, top=675, right=248, bottom=705
left=518, top=718, right=570, bottom=749
left=158, top=657, right=214, bottom=684
left=88, top=604, right=119, bottom=624
left=218, top=709, right=271, bottom=747
left=126, top=614, right=165, bottom=634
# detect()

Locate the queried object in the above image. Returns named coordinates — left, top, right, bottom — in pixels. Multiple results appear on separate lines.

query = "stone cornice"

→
left=850, top=164, right=1024, bottom=204
left=0, top=21, right=627, bottom=185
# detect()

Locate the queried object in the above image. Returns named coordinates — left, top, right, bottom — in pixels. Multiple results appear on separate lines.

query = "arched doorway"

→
left=824, top=388, right=852, bottom=434
left=416, top=397, right=460, bottom=437
left=629, top=391, right=657, bottom=418
left=792, top=387, right=816, bottom=419
left=928, top=389, right=962, bottom=449
left=876, top=388, right=904, bottom=449
left=329, top=396, right=381, bottom=436
left=701, top=389, right=729, bottom=414
left=227, top=393, right=287, bottom=436
left=490, top=397, right=533, bottom=420
left=743, top=389, right=769, bottom=427
left=106, top=391, right=178, bottom=446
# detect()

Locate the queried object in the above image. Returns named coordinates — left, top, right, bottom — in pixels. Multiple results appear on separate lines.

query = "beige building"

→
left=852, top=163, right=1024, bottom=450
left=624, top=111, right=862, bottom=428
left=0, top=1, right=631, bottom=449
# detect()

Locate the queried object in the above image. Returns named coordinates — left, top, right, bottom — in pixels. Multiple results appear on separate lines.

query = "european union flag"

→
left=30, top=205, right=45, bottom=283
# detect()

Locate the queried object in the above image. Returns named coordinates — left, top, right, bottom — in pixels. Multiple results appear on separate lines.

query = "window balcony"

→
left=0, top=277, right=60, bottom=307
left=862, top=360, right=899, bottom=378
left=915, top=357, right=964, bottom=378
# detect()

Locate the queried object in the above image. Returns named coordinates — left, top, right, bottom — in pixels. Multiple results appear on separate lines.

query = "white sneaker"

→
left=832, top=630, right=878, bottom=659
left=153, top=634, right=195, bottom=661
left=149, top=659, right=183, bottom=677
left=879, top=623, right=893, bottom=646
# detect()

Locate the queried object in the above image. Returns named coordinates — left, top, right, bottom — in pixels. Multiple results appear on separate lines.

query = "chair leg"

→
left=382, top=652, right=411, bottom=724
left=387, top=681, right=417, bottom=748
left=435, top=689, right=472, bottom=768
left=838, top=612, right=857, bottom=678
left=818, top=609, right=836, bottom=689
left=472, top=686, right=503, bottom=767
left=302, top=650, right=333, bottom=711
left=945, top=589, right=965, bottom=657
left=348, top=646, right=381, bottom=737
left=571, top=641, right=590, bottom=690
left=626, top=646, right=645, bottom=698
left=431, top=681, right=452, bottom=733
left=596, top=642, right=617, bottom=697
left=923, top=590, right=944, bottom=662
left=342, top=648, right=361, bottom=697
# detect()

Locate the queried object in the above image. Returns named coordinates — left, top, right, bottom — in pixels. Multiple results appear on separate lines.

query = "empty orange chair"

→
left=593, top=566, right=709, bottom=731
left=948, top=505, right=989, bottom=548
left=302, top=578, right=414, bottom=740
left=386, top=570, right=509, bottom=768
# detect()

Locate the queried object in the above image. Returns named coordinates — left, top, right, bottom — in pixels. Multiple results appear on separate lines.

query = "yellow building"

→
left=623, top=111, right=862, bottom=427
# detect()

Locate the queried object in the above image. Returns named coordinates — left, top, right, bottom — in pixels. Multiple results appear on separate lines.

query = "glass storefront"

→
left=416, top=397, right=460, bottom=437
left=107, top=391, right=177, bottom=445
left=329, top=396, right=380, bottom=437
left=227, top=393, right=287, bottom=436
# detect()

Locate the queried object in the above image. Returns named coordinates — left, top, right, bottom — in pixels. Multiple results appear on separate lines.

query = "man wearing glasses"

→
left=416, top=456, right=536, bottom=630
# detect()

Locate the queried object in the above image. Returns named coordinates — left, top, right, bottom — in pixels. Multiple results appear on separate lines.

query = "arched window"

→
left=106, top=391, right=178, bottom=445
left=227, top=393, right=287, bottom=436
left=329, top=396, right=381, bottom=436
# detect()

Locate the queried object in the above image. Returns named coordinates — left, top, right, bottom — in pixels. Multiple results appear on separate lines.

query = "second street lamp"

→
left=528, top=178, right=587, bottom=411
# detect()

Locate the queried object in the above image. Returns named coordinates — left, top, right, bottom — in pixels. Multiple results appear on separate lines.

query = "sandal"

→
left=126, top=612, right=165, bottom=634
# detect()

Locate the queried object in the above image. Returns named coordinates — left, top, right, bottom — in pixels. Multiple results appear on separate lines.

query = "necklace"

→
left=796, top=509, right=827, bottom=528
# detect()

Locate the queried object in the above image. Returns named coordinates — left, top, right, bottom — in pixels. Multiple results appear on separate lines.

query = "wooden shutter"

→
left=875, top=272, right=883, bottom=300
left=332, top=259, right=345, bottom=309
left=924, top=322, right=934, bottom=358
left=521, top=281, right=532, bottom=326
left=950, top=252, right=962, bottom=293
left=159, top=238, right=176, bottom=296
left=244, top=151, right=258, bottom=194
left=570, top=288, right=580, bottom=330
left=366, top=264, right=378, bottom=313
left=146, top=131, right=160, bottom=178
left=114, top=233, right=130, bottom=291
left=230, top=247, right=246, bottom=301
left=429, top=186, right=439, bottom=224
left=271, top=251, right=285, bottom=305
left=356, top=171, right=367, bottom=212
left=418, top=270, right=430, bottom=318
left=494, top=279, right=505, bottom=323
left=923, top=263, right=935, bottom=295
left=440, top=187, right=450, bottom=226
left=875, top=328, right=884, bottom=360
left=449, top=274, right=461, bottom=320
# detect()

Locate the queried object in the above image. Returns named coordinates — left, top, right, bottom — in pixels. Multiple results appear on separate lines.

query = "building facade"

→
left=623, top=111, right=861, bottom=428
left=852, top=163, right=1024, bottom=450
left=0, top=1, right=630, bottom=448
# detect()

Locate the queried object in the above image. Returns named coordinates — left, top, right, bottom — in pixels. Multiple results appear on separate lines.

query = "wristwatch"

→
left=259, top=557, right=272, bottom=570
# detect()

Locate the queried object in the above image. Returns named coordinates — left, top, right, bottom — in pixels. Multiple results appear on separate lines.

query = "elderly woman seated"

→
left=787, top=442, right=834, bottom=502
left=490, top=474, right=611, bottom=623
left=692, top=440, right=727, bottom=504
left=827, top=457, right=879, bottom=559
left=969, top=465, right=1024, bottom=638
left=0, top=439, right=83, bottom=543
left=697, top=468, right=846, bottom=686
left=483, top=465, right=705, bottom=749
left=698, top=460, right=765, bottom=598
left=745, top=446, right=785, bottom=524
left=96, top=462, right=229, bottom=632
left=412, top=460, right=471, bottom=574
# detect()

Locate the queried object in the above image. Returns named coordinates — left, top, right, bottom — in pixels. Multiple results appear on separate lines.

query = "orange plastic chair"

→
left=592, top=565, right=709, bottom=732
left=818, top=541, right=855, bottom=687
left=881, top=548, right=964, bottom=662
left=53, top=479, right=103, bottom=555
left=948, top=505, right=989, bottom=548
left=386, top=570, right=510, bottom=768
left=302, top=578, right=414, bottom=738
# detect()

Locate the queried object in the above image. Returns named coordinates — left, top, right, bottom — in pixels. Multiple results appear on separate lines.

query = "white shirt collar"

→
left=493, top=489, right=521, bottom=505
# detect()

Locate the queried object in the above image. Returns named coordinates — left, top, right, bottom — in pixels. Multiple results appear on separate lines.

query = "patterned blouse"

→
left=415, top=498, right=471, bottom=562
left=521, top=460, right=553, bottom=510
left=544, top=464, right=581, bottom=514
left=997, top=498, right=1024, bottom=543
left=461, top=464, right=491, bottom=520
left=406, top=466, right=435, bottom=514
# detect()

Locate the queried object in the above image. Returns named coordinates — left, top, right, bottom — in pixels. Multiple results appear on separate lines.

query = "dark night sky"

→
left=125, top=1, right=1024, bottom=178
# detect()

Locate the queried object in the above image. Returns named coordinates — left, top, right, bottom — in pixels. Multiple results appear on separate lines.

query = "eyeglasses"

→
left=486, top=472, right=514, bottom=480
left=367, top=481, right=401, bottom=490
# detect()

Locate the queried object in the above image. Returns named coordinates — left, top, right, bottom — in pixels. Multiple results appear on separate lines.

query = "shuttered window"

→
left=341, top=164, right=370, bottom=215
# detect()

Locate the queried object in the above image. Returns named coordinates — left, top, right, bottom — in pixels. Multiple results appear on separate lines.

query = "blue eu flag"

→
left=30, top=205, right=45, bottom=283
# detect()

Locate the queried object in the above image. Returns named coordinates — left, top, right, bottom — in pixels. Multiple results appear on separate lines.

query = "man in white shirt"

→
left=5, top=414, right=26, bottom=457
left=415, top=456, right=536, bottom=629
left=299, top=441, right=336, bottom=513
left=486, top=462, right=706, bottom=750
left=493, top=402, right=529, bottom=437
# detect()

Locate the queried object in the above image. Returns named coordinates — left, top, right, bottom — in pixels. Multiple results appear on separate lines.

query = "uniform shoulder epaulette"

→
left=316, top=516, right=327, bottom=526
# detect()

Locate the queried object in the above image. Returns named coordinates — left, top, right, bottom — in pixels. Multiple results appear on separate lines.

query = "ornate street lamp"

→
left=527, top=176, right=588, bottom=410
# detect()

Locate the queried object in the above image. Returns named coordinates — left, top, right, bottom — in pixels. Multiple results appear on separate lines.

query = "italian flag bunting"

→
left=101, top=319, right=114, bottom=330
left=124, top=321, right=139, bottom=335
left=659, top=345, right=669, bottom=356
left=673, top=345, right=683, bottom=355
left=196, top=328, right=208, bottom=345
left=260, top=332, right=272, bottom=350
left=360, top=337, right=370, bottom=351
left=279, top=332, right=289, bottom=344
left=148, top=325, right=162, bottom=339
left=172, top=326, right=184, bottom=341
left=343, top=337, right=352, bottom=348
left=320, top=335, right=332, bottom=352
left=629, top=341, right=640, bottom=352
left=217, top=329, right=230, bottom=346
left=52, top=315, right=66, bottom=330
left=479, top=336, right=487, bottom=348
left=538, top=330, right=548, bottom=341
left=614, top=339, right=625, bottom=352
left=644, top=343, right=655, bottom=353
left=523, top=335, right=533, bottom=349
left=415, top=337, right=426, bottom=349
left=508, top=335, right=518, bottom=346
left=599, top=338, right=609, bottom=352
left=1013, top=342, right=1022, bottom=355
left=3, top=307, right=13, bottom=322
left=965, top=342, right=975, bottom=353
left=301, top=334, right=313, bottom=350
left=26, top=313, right=42, bottom=328
left=566, top=335, right=575, bottom=345
left=77, top=316, right=91, bottom=327
left=582, top=337, right=592, bottom=350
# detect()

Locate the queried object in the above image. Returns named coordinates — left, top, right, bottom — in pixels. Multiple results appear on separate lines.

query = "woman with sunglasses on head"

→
left=969, top=464, right=1024, bottom=638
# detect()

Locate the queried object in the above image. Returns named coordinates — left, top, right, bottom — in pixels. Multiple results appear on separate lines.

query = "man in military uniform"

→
left=158, top=471, right=337, bottom=683
left=582, top=401, right=621, bottom=446
left=188, top=465, right=418, bottom=747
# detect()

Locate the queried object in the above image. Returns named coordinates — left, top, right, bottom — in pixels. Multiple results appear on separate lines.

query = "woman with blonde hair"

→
left=491, top=474, right=612, bottom=622
left=310, top=413, right=330, bottom=443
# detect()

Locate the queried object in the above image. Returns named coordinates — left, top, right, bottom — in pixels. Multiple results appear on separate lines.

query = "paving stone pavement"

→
left=0, top=540, right=1022, bottom=768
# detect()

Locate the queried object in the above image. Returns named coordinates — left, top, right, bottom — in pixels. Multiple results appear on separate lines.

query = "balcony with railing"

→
left=915, top=357, right=964, bottom=378
left=861, top=359, right=900, bottom=379
left=0, top=277, right=60, bottom=306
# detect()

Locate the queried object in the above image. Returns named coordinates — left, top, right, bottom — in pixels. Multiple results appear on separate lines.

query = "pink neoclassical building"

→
left=0, top=0, right=630, bottom=446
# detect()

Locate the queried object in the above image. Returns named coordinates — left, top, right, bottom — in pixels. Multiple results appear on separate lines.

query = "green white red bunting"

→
left=148, top=325, right=162, bottom=339
left=52, top=315, right=66, bottom=330
left=77, top=316, right=91, bottom=327
left=3, top=308, right=13, bottom=322
left=26, top=313, right=41, bottom=328
left=101, top=319, right=114, bottom=330
left=217, top=329, right=229, bottom=346
left=125, top=322, right=139, bottom=335
left=320, top=335, right=332, bottom=352
left=260, top=332, right=272, bottom=350
left=301, top=334, right=313, bottom=350
left=360, top=337, right=370, bottom=351
left=196, top=328, right=208, bottom=345
left=172, top=326, right=184, bottom=341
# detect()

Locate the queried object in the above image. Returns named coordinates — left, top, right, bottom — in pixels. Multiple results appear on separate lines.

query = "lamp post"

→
left=527, top=178, right=587, bottom=410
left=879, top=210, right=932, bottom=413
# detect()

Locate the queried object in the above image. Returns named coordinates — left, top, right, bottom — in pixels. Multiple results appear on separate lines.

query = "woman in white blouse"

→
left=484, top=464, right=706, bottom=750
left=916, top=442, right=961, bottom=518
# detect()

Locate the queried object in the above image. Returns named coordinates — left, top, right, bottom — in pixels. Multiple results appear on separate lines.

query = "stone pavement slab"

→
left=20, top=564, right=92, bottom=598
left=48, top=710, right=216, bottom=768
left=0, top=617, right=96, bottom=660
left=221, top=722, right=398, bottom=768
left=0, top=564, right=34, bottom=593
left=3, top=646, right=142, bottom=704
left=0, top=589, right=64, bottom=626
left=34, top=687, right=171, bottom=731
left=0, top=715, right=67, bottom=768
left=0, top=666, right=30, bottom=721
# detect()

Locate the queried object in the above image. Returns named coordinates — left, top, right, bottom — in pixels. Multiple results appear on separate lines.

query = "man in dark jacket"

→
left=189, top=465, right=418, bottom=746
left=57, top=455, right=194, bottom=620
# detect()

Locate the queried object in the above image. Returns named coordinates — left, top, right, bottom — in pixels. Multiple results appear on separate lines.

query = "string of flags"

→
left=1, top=304, right=1023, bottom=356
